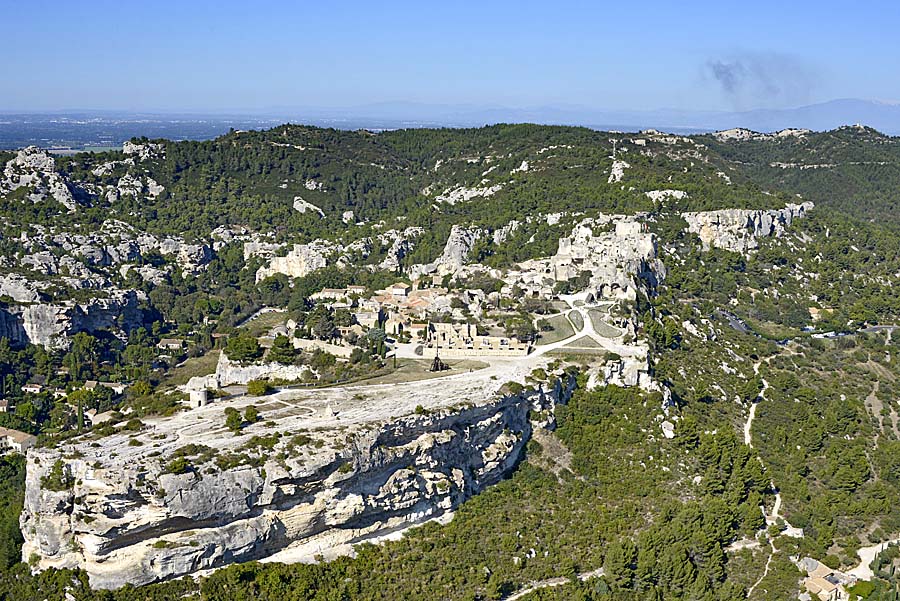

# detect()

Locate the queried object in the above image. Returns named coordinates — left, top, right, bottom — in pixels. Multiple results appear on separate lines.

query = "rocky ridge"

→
left=683, top=202, right=814, bottom=253
left=21, top=371, right=575, bottom=588
left=1, top=147, right=81, bottom=211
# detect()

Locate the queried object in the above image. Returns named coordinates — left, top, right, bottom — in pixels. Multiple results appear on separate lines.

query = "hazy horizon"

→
left=4, top=1, right=900, bottom=114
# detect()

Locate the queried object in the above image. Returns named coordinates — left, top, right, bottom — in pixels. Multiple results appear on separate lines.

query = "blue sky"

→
left=3, top=0, right=899, bottom=112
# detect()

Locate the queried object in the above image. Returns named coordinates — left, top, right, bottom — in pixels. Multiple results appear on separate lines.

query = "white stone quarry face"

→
left=0, top=289, right=145, bottom=349
left=682, top=202, right=814, bottom=253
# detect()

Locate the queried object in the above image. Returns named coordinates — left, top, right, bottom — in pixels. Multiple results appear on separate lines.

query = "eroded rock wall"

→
left=21, top=377, right=574, bottom=589
left=1, top=290, right=144, bottom=349
left=682, top=201, right=814, bottom=253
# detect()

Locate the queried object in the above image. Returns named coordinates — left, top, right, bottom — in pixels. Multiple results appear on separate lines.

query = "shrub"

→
left=123, top=418, right=145, bottom=431
left=224, top=407, right=243, bottom=433
left=164, top=456, right=192, bottom=475
left=502, top=381, right=525, bottom=396
left=225, top=334, right=263, bottom=363
left=848, top=581, right=876, bottom=598
left=41, top=459, right=72, bottom=492
left=246, top=380, right=272, bottom=397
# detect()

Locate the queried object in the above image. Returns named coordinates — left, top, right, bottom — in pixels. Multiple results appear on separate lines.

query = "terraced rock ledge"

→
left=20, top=360, right=575, bottom=589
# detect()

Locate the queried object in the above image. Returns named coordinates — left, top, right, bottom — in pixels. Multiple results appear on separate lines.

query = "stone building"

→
left=425, top=322, right=529, bottom=356
left=0, top=427, right=37, bottom=454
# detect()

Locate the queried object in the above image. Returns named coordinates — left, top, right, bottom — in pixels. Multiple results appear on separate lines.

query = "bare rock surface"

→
left=21, top=358, right=574, bottom=589
left=682, top=202, right=814, bottom=253
left=2, top=289, right=145, bottom=349
left=256, top=241, right=334, bottom=281
left=1, top=147, right=79, bottom=210
left=408, top=224, right=485, bottom=279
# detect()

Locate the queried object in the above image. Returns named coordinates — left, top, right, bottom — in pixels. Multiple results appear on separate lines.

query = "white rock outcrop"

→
left=645, top=189, right=687, bottom=203
left=374, top=227, right=423, bottom=272
left=9, top=220, right=211, bottom=291
left=492, top=220, right=521, bottom=245
left=293, top=196, right=325, bottom=217
left=408, top=225, right=485, bottom=279
left=256, top=241, right=333, bottom=281
left=122, top=141, right=165, bottom=161
left=0, top=289, right=144, bottom=349
left=0, top=273, right=41, bottom=302
left=683, top=202, right=814, bottom=253
left=21, top=376, right=575, bottom=589
left=199, top=352, right=312, bottom=387
left=434, top=185, right=502, bottom=205
left=1, top=147, right=79, bottom=210
left=713, top=128, right=811, bottom=142
left=608, top=159, right=630, bottom=183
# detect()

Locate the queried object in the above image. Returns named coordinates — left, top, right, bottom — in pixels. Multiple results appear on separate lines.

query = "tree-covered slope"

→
left=1, top=124, right=900, bottom=599
left=699, top=126, right=900, bottom=226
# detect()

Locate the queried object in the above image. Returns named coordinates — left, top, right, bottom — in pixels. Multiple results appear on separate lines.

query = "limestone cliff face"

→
left=255, top=241, right=333, bottom=282
left=408, top=224, right=485, bottom=280
left=682, top=202, right=813, bottom=253
left=0, top=290, right=144, bottom=349
left=0, top=308, right=27, bottom=346
left=187, top=352, right=313, bottom=389
left=21, top=378, right=575, bottom=589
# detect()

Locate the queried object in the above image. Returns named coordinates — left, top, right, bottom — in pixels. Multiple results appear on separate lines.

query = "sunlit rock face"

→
left=21, top=375, right=575, bottom=589
left=682, top=202, right=814, bottom=253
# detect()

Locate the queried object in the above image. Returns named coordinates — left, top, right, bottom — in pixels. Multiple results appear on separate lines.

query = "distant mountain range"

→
left=269, top=98, right=900, bottom=134
left=2, top=98, right=899, bottom=149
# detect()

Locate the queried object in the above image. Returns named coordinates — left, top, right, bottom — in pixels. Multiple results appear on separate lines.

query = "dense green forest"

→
left=699, top=126, right=900, bottom=227
left=36, top=123, right=793, bottom=243
left=0, top=384, right=774, bottom=601
left=2, top=124, right=900, bottom=599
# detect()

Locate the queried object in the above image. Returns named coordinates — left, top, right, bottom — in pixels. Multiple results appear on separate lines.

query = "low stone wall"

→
left=418, top=345, right=530, bottom=358
left=292, top=338, right=353, bottom=358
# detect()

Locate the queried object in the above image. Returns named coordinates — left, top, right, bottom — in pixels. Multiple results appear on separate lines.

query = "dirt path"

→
left=866, top=381, right=886, bottom=442
left=742, top=359, right=802, bottom=598
left=746, top=538, right=777, bottom=598
left=502, top=568, right=605, bottom=601
left=743, top=361, right=768, bottom=448
left=848, top=538, right=900, bottom=580
left=744, top=402, right=757, bottom=447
